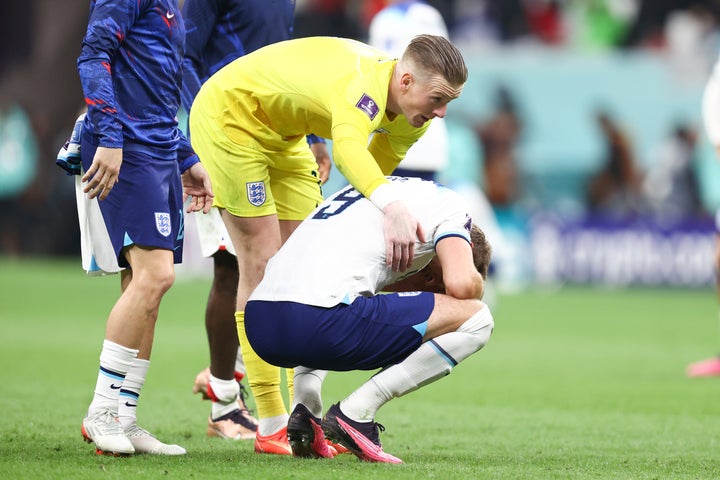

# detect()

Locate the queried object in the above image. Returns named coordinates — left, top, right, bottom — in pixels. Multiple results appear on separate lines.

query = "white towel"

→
left=75, top=175, right=123, bottom=276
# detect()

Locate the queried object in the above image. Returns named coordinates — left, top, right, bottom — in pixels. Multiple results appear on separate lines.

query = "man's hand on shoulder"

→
left=382, top=200, right=425, bottom=272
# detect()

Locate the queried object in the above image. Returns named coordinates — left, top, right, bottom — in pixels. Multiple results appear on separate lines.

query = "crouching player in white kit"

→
left=245, top=177, right=494, bottom=463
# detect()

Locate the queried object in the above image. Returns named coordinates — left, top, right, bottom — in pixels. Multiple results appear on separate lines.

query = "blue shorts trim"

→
left=245, top=292, right=435, bottom=371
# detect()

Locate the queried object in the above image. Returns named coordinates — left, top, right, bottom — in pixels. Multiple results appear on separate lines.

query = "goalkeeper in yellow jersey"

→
left=188, top=34, right=468, bottom=452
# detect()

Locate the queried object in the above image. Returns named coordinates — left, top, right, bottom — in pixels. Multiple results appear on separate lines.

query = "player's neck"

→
left=385, top=65, right=402, bottom=119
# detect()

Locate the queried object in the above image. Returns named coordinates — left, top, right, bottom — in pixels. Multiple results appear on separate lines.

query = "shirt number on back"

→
left=312, top=186, right=363, bottom=219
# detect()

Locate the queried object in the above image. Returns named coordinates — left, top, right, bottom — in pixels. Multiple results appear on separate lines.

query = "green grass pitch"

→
left=1, top=257, right=720, bottom=479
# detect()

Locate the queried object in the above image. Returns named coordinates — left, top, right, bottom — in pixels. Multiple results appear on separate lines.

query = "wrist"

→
left=369, top=183, right=401, bottom=211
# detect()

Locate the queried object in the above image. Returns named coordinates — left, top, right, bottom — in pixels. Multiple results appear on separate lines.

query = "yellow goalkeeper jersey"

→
left=193, top=36, right=430, bottom=198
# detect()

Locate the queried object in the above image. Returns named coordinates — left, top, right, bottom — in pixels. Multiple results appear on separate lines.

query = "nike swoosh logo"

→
left=110, top=384, right=122, bottom=390
left=125, top=402, right=138, bottom=408
left=166, top=11, right=175, bottom=19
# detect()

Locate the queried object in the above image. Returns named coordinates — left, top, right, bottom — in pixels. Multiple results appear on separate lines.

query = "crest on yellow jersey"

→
left=246, top=181, right=266, bottom=207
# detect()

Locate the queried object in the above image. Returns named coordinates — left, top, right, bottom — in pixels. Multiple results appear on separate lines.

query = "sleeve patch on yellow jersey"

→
left=355, top=93, right=380, bottom=120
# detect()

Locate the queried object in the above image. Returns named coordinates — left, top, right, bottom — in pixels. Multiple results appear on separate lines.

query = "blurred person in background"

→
left=586, top=109, right=643, bottom=217
left=643, top=122, right=704, bottom=222
left=523, top=0, right=565, bottom=46
left=687, top=52, right=720, bottom=377
left=180, top=0, right=331, bottom=451
left=76, top=0, right=213, bottom=456
left=475, top=86, right=523, bottom=208
left=567, top=0, right=636, bottom=51
left=0, top=0, right=87, bottom=256
left=368, top=0, right=451, bottom=182
left=451, top=0, right=529, bottom=48
left=293, top=0, right=363, bottom=40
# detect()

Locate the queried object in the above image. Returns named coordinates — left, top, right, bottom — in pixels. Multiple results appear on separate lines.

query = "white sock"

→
left=341, top=307, right=494, bottom=422
left=210, top=374, right=240, bottom=420
left=292, top=367, right=327, bottom=418
left=258, top=414, right=289, bottom=437
left=118, top=358, right=149, bottom=429
left=88, top=339, right=138, bottom=416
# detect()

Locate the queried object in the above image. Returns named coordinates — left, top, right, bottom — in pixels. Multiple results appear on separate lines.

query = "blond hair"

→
left=402, top=34, right=468, bottom=87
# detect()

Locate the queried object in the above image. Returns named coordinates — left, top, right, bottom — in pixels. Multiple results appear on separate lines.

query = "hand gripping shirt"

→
left=77, top=0, right=197, bottom=169
left=249, top=177, right=472, bottom=307
left=193, top=36, right=429, bottom=198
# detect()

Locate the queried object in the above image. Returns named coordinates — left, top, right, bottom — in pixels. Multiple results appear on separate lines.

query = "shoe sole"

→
left=287, top=427, right=315, bottom=458
left=287, top=407, right=315, bottom=458
left=287, top=405, right=334, bottom=459
left=207, top=425, right=256, bottom=440
left=322, top=414, right=402, bottom=464
left=81, top=425, right=133, bottom=457
left=287, top=422, right=333, bottom=458
left=253, top=440, right=293, bottom=455
left=322, top=415, right=362, bottom=459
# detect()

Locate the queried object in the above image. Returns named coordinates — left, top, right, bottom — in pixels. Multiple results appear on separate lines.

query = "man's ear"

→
left=400, top=72, right=413, bottom=92
left=422, top=266, right=445, bottom=294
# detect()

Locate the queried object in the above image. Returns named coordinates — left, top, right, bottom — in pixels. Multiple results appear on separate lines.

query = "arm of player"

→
left=331, top=124, right=424, bottom=271
left=181, top=162, right=214, bottom=214
left=308, top=136, right=331, bottom=184
left=383, top=236, right=483, bottom=299
left=435, top=236, right=484, bottom=300
left=180, top=0, right=222, bottom=111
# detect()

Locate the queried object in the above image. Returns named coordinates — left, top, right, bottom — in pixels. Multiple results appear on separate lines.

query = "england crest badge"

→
left=155, top=212, right=172, bottom=237
left=246, top=181, right=266, bottom=207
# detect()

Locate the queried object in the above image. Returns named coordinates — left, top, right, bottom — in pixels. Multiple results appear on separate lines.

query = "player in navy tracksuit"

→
left=77, top=0, right=213, bottom=456
left=180, top=0, right=296, bottom=110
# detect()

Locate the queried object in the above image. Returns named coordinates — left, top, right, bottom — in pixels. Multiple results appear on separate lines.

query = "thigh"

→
left=189, top=111, right=277, bottom=218
left=268, top=145, right=324, bottom=221
left=122, top=245, right=175, bottom=283
left=221, top=211, right=282, bottom=306
left=245, top=293, right=434, bottom=371
left=424, top=295, right=485, bottom=340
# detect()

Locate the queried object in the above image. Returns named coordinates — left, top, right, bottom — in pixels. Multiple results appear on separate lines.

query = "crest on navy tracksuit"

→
left=155, top=212, right=172, bottom=237
left=247, top=181, right=266, bottom=206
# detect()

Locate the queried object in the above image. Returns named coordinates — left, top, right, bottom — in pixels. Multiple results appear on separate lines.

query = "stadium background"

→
left=2, top=3, right=720, bottom=478
left=0, top=0, right=719, bottom=290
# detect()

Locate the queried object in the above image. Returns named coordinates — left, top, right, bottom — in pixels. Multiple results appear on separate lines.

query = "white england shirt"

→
left=250, top=177, right=472, bottom=307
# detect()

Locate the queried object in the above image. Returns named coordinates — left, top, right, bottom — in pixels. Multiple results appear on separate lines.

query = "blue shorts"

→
left=245, top=292, right=435, bottom=371
left=81, top=138, right=184, bottom=268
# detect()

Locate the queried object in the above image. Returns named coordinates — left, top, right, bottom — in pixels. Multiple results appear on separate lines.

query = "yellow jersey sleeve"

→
left=368, top=118, right=430, bottom=176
